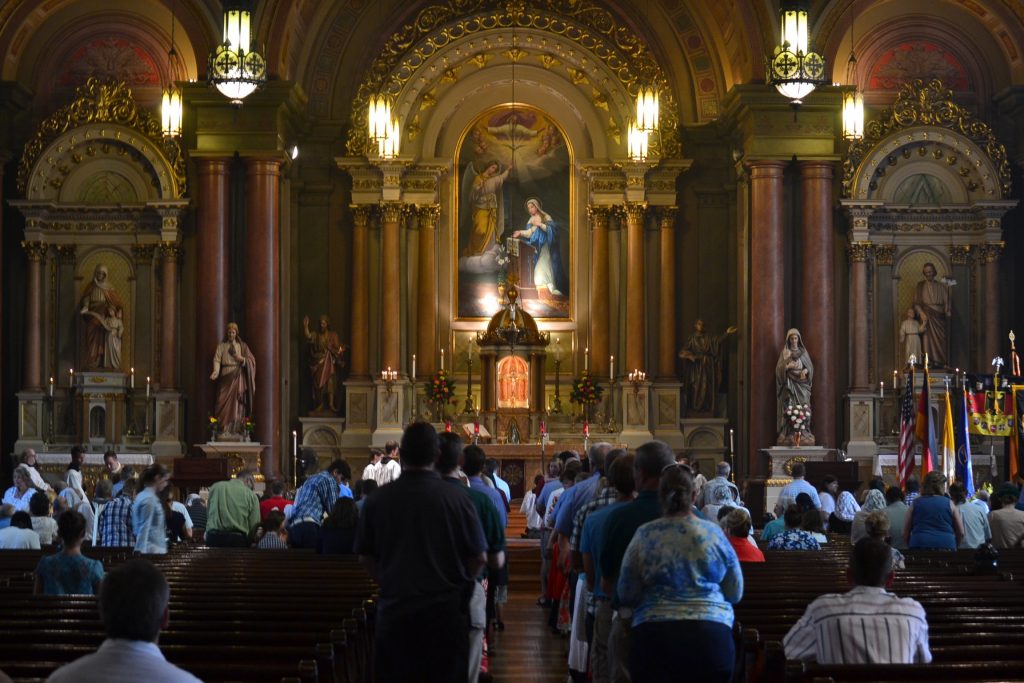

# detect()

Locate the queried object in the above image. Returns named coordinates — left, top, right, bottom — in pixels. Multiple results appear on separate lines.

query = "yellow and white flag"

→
left=942, top=387, right=956, bottom=484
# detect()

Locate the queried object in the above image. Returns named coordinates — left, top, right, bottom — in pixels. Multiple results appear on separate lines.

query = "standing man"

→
left=363, top=449, right=384, bottom=486
left=205, top=470, right=260, bottom=547
left=379, top=440, right=402, bottom=484
left=98, top=478, right=136, bottom=548
left=132, top=465, right=169, bottom=555
left=356, top=422, right=487, bottom=683
left=260, top=480, right=293, bottom=521
left=69, top=445, right=86, bottom=472
left=484, top=459, right=511, bottom=506
left=776, top=462, right=821, bottom=511
left=698, top=461, right=740, bottom=509
left=288, top=459, right=350, bottom=549
left=103, top=451, right=125, bottom=496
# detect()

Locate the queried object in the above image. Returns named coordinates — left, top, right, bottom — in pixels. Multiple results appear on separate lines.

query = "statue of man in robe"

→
left=303, top=314, right=347, bottom=415
left=678, top=319, right=736, bottom=416
left=912, top=262, right=950, bottom=367
left=78, top=264, right=125, bottom=371
left=210, top=322, right=256, bottom=438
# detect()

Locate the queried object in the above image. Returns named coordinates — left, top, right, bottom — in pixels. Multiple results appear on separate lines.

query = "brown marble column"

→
left=848, top=242, right=872, bottom=391
left=416, top=205, right=439, bottom=378
left=981, top=242, right=1004, bottom=366
left=658, top=207, right=679, bottom=379
left=380, top=203, right=403, bottom=373
left=21, top=241, right=47, bottom=391
left=159, top=242, right=181, bottom=390
left=588, top=206, right=611, bottom=377
left=747, top=161, right=786, bottom=475
left=244, top=157, right=282, bottom=480
left=800, top=162, right=835, bottom=447
left=195, top=159, right=230, bottom=436
left=623, top=203, right=647, bottom=374
left=349, top=206, right=371, bottom=378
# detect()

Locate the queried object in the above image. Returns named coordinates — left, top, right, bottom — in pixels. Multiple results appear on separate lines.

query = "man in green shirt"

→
left=205, top=469, right=261, bottom=547
left=437, top=432, right=505, bottom=683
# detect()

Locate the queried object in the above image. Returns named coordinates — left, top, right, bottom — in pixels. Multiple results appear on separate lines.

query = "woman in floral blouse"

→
left=617, top=464, right=743, bottom=682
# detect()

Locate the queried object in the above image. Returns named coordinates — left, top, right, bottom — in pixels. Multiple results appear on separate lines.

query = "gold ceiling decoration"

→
left=842, top=79, right=1011, bottom=199
left=17, top=78, right=187, bottom=198
left=346, top=0, right=680, bottom=158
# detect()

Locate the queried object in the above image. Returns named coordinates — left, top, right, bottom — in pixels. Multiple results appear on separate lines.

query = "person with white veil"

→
left=776, top=328, right=814, bottom=441
left=512, top=197, right=566, bottom=297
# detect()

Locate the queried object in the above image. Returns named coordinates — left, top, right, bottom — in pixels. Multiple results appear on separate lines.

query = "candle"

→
left=879, top=381, right=884, bottom=398
left=610, top=355, right=615, bottom=380
left=893, top=369, right=898, bottom=389
left=540, top=420, right=547, bottom=436
left=729, top=428, right=735, bottom=455
left=584, top=346, right=589, bottom=371
left=583, top=420, right=590, bottom=437
left=146, top=376, right=151, bottom=398
left=130, top=368, right=135, bottom=389
left=411, top=354, right=417, bottom=381
left=69, top=368, right=74, bottom=387
left=292, top=430, right=298, bottom=457
left=924, top=352, right=929, bottom=369
left=440, top=348, right=445, bottom=371
left=445, top=420, right=452, bottom=433
left=474, top=420, right=480, bottom=435
left=49, top=377, right=54, bottom=397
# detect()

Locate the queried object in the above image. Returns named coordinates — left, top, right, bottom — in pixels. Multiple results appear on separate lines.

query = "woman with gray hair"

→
left=905, top=471, right=964, bottom=550
left=2, top=465, right=39, bottom=513
left=617, top=464, right=743, bottom=682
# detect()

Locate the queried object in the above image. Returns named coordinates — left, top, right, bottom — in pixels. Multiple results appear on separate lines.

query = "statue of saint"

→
left=899, top=307, right=928, bottom=366
left=78, top=264, right=125, bottom=371
left=912, top=262, right=950, bottom=367
left=776, top=328, right=815, bottom=446
left=678, top=319, right=736, bottom=416
left=303, top=314, right=347, bottom=415
left=210, top=322, right=256, bottom=438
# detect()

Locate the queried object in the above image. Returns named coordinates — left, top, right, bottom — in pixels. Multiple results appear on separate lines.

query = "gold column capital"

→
left=847, top=241, right=873, bottom=262
left=979, top=241, right=1005, bottom=263
left=131, top=244, right=157, bottom=264
left=873, top=244, right=896, bottom=266
left=416, top=204, right=441, bottom=228
left=587, top=205, right=612, bottom=229
left=619, top=202, right=648, bottom=224
left=948, top=244, right=972, bottom=265
left=55, top=244, right=77, bottom=265
left=658, top=206, right=679, bottom=229
left=21, top=240, right=48, bottom=261
left=379, top=201, right=405, bottom=224
left=160, top=241, right=184, bottom=262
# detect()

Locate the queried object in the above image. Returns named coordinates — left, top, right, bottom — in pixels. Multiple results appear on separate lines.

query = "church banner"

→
left=965, top=373, right=1016, bottom=437
left=455, top=104, right=572, bottom=320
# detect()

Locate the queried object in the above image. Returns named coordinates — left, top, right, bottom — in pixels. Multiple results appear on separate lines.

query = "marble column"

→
left=981, top=242, right=1004, bottom=367
left=800, top=162, right=836, bottom=447
left=244, top=157, right=282, bottom=480
left=658, top=207, right=679, bottom=380
left=159, top=242, right=181, bottom=390
left=848, top=242, right=872, bottom=391
left=588, top=206, right=611, bottom=377
left=748, top=161, right=786, bottom=474
left=623, top=203, right=647, bottom=374
left=380, top=202, right=404, bottom=373
left=21, top=241, right=47, bottom=391
left=195, top=159, right=230, bottom=436
left=349, top=206, right=371, bottom=378
left=416, top=205, right=439, bottom=378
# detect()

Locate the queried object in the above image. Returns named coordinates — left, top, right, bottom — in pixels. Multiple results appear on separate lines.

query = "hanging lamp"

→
left=767, top=0, right=827, bottom=105
left=160, top=0, right=183, bottom=137
left=208, top=0, right=267, bottom=106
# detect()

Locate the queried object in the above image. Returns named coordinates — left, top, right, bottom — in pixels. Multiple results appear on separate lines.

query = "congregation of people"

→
left=3, top=427, right=1024, bottom=683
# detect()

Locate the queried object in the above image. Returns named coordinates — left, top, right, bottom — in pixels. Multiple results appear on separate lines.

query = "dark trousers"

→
left=630, top=620, right=735, bottom=683
left=288, top=521, right=321, bottom=549
left=374, top=608, right=470, bottom=682
left=204, top=529, right=249, bottom=547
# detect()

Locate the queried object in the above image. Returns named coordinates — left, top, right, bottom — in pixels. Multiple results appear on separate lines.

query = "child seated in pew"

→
left=34, top=509, right=104, bottom=596
left=255, top=510, right=289, bottom=549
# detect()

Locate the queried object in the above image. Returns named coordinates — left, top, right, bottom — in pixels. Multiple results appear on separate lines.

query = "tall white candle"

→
left=584, top=347, right=589, bottom=371
left=440, top=348, right=445, bottom=371
left=49, top=377, right=54, bottom=397
left=411, top=354, right=417, bottom=381
left=610, top=355, right=615, bottom=380
left=130, top=368, right=135, bottom=389
left=879, top=381, right=884, bottom=398
left=729, top=428, right=735, bottom=455
left=69, top=368, right=74, bottom=387
left=146, top=376, right=151, bottom=398
left=292, top=430, right=298, bottom=457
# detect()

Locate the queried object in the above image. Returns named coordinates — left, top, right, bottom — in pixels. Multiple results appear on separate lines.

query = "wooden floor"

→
left=488, top=506, right=568, bottom=682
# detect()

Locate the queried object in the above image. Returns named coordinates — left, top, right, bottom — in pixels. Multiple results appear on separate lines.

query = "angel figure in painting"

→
left=512, top=198, right=566, bottom=297
left=462, top=160, right=511, bottom=263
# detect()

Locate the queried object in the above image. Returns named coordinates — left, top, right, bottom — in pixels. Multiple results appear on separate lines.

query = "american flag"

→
left=897, top=368, right=917, bottom=489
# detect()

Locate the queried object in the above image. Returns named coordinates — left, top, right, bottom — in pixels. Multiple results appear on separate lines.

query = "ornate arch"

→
left=344, top=0, right=682, bottom=159
left=842, top=79, right=1011, bottom=201
left=17, top=78, right=187, bottom=200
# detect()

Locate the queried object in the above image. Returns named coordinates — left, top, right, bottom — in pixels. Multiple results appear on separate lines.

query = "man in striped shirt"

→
left=783, top=537, right=932, bottom=665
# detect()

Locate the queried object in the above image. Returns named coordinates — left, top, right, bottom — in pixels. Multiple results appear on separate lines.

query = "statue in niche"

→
left=78, top=264, right=125, bottom=371
left=303, top=314, right=347, bottom=415
left=913, top=262, right=950, bottom=367
left=776, top=328, right=815, bottom=446
left=210, top=322, right=256, bottom=438
left=678, top=319, right=737, bottom=416
left=899, top=307, right=928, bottom=366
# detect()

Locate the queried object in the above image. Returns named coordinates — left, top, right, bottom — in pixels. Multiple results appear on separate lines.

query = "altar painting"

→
left=456, top=105, right=571, bottom=319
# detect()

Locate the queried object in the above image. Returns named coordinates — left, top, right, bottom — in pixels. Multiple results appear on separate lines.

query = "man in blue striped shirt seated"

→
left=783, top=537, right=932, bottom=665
left=288, top=459, right=350, bottom=549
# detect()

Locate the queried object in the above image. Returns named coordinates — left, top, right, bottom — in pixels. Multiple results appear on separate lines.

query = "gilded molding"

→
left=17, top=78, right=186, bottom=197
left=345, top=0, right=681, bottom=159
left=842, top=79, right=1011, bottom=199
left=379, top=202, right=405, bottom=224
left=160, top=242, right=184, bottom=261
left=416, top=204, right=441, bottom=229
left=658, top=206, right=679, bottom=229
left=21, top=241, right=48, bottom=261
left=873, top=244, right=896, bottom=266
left=350, top=205, right=372, bottom=229
left=619, top=203, right=647, bottom=224
left=948, top=244, right=972, bottom=265
left=979, top=242, right=1005, bottom=263
left=847, top=241, right=873, bottom=262
left=587, top=205, right=611, bottom=230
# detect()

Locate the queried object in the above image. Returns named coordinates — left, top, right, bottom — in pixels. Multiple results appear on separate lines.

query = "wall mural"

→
left=456, top=105, right=572, bottom=320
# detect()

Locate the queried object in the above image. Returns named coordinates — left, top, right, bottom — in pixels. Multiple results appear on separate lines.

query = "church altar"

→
left=194, top=442, right=267, bottom=480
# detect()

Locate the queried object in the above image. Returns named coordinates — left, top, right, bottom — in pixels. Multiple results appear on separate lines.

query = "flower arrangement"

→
left=570, top=370, right=603, bottom=406
left=426, top=369, right=457, bottom=405
left=785, top=403, right=811, bottom=433
left=208, top=415, right=219, bottom=442
left=242, top=416, right=255, bottom=434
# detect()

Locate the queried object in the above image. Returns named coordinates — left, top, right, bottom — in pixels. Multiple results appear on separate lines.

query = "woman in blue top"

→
left=618, top=464, right=743, bottom=683
left=905, top=471, right=964, bottom=550
left=34, top=509, right=104, bottom=595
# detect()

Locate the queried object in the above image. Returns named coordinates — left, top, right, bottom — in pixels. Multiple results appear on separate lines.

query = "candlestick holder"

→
left=550, top=358, right=563, bottom=414
left=142, top=394, right=152, bottom=445
left=463, top=357, right=476, bottom=415
left=627, top=369, right=646, bottom=396
left=44, top=394, right=54, bottom=446
left=381, top=368, right=398, bottom=394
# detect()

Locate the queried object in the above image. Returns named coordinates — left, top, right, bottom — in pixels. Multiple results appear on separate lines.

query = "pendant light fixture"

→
left=208, top=0, right=267, bottom=106
left=842, top=1, right=864, bottom=140
left=160, top=0, right=183, bottom=137
left=767, top=0, right=827, bottom=106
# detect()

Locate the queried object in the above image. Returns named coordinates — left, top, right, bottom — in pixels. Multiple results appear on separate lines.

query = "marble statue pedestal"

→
left=844, top=391, right=879, bottom=462
left=680, top=417, right=728, bottom=471
left=762, top=446, right=833, bottom=514
left=195, top=441, right=267, bottom=485
left=619, top=383, right=653, bottom=448
left=151, top=390, right=186, bottom=459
